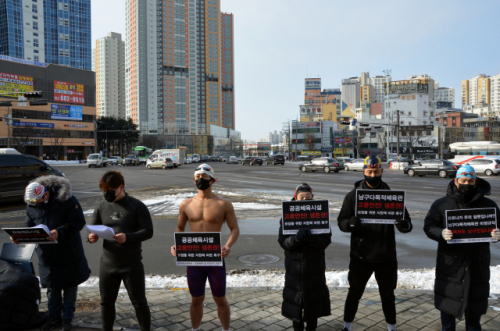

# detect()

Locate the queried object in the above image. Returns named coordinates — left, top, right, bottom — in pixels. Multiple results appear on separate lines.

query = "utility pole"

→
left=396, top=110, right=400, bottom=157
left=383, top=69, right=392, bottom=160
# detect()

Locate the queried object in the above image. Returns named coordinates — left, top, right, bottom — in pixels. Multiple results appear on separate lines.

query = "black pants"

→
left=344, top=259, right=398, bottom=324
left=99, top=258, right=151, bottom=331
left=293, top=318, right=318, bottom=331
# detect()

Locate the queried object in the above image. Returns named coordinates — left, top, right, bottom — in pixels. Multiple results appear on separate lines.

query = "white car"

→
left=107, top=156, right=123, bottom=165
left=87, top=154, right=104, bottom=168
left=344, top=159, right=365, bottom=171
left=146, top=157, right=174, bottom=169
left=192, top=154, right=200, bottom=163
left=186, top=157, right=192, bottom=164
left=227, top=156, right=239, bottom=164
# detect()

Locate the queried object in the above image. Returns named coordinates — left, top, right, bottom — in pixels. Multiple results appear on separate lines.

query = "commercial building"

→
left=93, top=32, right=125, bottom=119
left=125, top=0, right=234, bottom=136
left=434, top=87, right=455, bottom=107
left=358, top=72, right=392, bottom=118
left=436, top=110, right=477, bottom=128
left=0, top=57, right=96, bottom=159
left=290, top=121, right=337, bottom=159
left=0, top=0, right=91, bottom=70
left=463, top=117, right=500, bottom=143
left=302, top=78, right=341, bottom=123
left=341, top=77, right=360, bottom=113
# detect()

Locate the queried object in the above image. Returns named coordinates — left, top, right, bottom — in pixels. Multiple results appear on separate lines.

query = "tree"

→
left=303, top=131, right=316, bottom=152
left=354, top=129, right=365, bottom=159
left=48, top=128, right=67, bottom=160
left=96, top=116, right=140, bottom=156
left=16, top=125, right=37, bottom=154
left=378, top=131, right=387, bottom=157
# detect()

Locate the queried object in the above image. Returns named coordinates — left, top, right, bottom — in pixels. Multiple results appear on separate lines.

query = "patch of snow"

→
left=45, top=161, right=85, bottom=166
left=232, top=203, right=280, bottom=210
left=490, top=306, right=500, bottom=311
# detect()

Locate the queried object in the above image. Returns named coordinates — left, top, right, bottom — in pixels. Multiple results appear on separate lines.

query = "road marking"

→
left=228, top=180, right=262, bottom=184
left=73, top=191, right=102, bottom=194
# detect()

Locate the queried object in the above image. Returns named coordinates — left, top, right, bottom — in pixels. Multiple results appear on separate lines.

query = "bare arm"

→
left=222, top=201, right=239, bottom=258
left=171, top=200, right=190, bottom=256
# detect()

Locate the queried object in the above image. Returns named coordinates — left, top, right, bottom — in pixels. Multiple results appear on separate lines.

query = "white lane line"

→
left=73, top=191, right=102, bottom=194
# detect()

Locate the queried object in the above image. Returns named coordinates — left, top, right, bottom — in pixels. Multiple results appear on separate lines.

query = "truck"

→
left=150, top=149, right=186, bottom=167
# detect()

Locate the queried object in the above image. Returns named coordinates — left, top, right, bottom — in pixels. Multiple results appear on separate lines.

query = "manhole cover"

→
left=238, top=254, right=280, bottom=265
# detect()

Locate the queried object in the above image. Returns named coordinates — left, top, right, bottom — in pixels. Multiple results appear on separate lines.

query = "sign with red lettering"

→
left=445, top=208, right=497, bottom=244
left=54, top=80, right=85, bottom=104
left=282, top=200, right=330, bottom=235
left=174, top=232, right=222, bottom=266
left=355, top=189, right=406, bottom=224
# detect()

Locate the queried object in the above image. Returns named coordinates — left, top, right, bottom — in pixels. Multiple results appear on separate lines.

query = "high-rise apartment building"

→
left=0, top=0, right=91, bottom=70
left=462, top=74, right=491, bottom=108
left=125, top=0, right=234, bottom=135
left=490, top=73, right=500, bottom=113
left=341, top=77, right=360, bottom=111
left=93, top=32, right=125, bottom=119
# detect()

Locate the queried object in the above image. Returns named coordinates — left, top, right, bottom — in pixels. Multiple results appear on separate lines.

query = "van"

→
left=192, top=154, right=200, bottom=163
left=0, top=153, right=64, bottom=202
left=87, top=153, right=104, bottom=167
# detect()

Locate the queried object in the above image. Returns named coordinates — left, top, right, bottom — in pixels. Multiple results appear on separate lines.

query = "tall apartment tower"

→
left=0, top=0, right=91, bottom=70
left=94, top=32, right=126, bottom=119
left=125, top=0, right=234, bottom=135
left=461, top=74, right=491, bottom=108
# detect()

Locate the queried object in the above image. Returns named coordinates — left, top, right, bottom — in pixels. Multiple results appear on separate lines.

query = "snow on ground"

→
left=232, top=202, right=280, bottom=210
left=45, top=160, right=85, bottom=166
left=78, top=265, right=500, bottom=294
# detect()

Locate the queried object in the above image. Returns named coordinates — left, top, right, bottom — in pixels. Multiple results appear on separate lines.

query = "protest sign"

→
left=355, top=190, right=406, bottom=224
left=174, top=232, right=222, bottom=266
left=282, top=200, right=330, bottom=235
left=445, top=208, right=497, bottom=244
left=3, top=224, right=56, bottom=244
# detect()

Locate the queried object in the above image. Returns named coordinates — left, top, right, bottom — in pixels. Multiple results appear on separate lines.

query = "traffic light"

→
left=360, top=123, right=369, bottom=127
left=340, top=120, right=350, bottom=125
left=308, top=140, right=311, bottom=143
left=24, top=91, right=42, bottom=98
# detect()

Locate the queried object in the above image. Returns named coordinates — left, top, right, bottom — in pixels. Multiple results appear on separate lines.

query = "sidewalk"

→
left=30, top=287, right=500, bottom=331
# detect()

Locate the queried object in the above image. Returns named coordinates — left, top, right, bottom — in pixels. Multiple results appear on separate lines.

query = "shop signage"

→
left=12, top=122, right=54, bottom=128
left=54, top=81, right=85, bottom=104
left=51, top=104, right=83, bottom=121
left=0, top=72, right=34, bottom=97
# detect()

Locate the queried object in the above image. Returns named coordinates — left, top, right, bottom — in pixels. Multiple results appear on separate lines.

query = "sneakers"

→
left=41, top=315, right=62, bottom=331
left=62, top=319, right=73, bottom=331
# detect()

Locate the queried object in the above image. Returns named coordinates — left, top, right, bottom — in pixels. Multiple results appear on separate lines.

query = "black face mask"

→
left=34, top=200, right=49, bottom=209
left=364, top=175, right=382, bottom=188
left=195, top=178, right=212, bottom=191
left=458, top=184, right=475, bottom=195
left=103, top=190, right=116, bottom=202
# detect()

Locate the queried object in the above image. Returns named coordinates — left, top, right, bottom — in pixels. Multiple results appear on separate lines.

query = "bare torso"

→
left=182, top=195, right=228, bottom=232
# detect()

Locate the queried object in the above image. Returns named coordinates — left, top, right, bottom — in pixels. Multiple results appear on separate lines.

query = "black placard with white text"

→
left=174, top=232, right=222, bottom=266
left=445, top=208, right=497, bottom=244
left=355, top=190, right=406, bottom=224
left=2, top=227, right=56, bottom=244
left=282, top=200, right=331, bottom=235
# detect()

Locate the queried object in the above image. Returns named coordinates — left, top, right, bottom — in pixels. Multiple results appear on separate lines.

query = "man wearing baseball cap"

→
left=424, top=164, right=500, bottom=330
left=11, top=176, right=89, bottom=331
left=171, top=164, right=239, bottom=331
left=337, top=156, right=412, bottom=331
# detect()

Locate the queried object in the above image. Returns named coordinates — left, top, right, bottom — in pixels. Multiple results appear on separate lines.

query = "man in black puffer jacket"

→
left=337, top=156, right=412, bottom=331
left=424, top=165, right=500, bottom=330
left=10, top=176, right=90, bottom=331
left=278, top=183, right=331, bottom=331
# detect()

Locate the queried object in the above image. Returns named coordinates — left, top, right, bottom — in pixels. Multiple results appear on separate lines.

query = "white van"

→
left=87, top=153, right=104, bottom=168
left=192, top=154, right=200, bottom=163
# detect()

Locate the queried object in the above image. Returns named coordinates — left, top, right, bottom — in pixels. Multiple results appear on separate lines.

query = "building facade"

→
left=462, top=74, right=490, bottom=108
left=302, top=78, right=341, bottom=123
left=434, top=87, right=455, bottom=107
left=125, top=0, right=234, bottom=136
left=93, top=32, right=125, bottom=119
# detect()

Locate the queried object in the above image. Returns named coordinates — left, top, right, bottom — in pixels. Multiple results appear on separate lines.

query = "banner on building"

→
left=355, top=189, right=406, bottom=224
left=0, top=72, right=34, bottom=97
left=282, top=200, right=331, bottom=235
left=445, top=208, right=497, bottom=244
left=293, top=121, right=321, bottom=129
left=174, top=232, right=222, bottom=266
left=301, top=151, right=321, bottom=156
left=12, top=122, right=54, bottom=128
left=54, top=81, right=85, bottom=104
left=51, top=104, right=83, bottom=121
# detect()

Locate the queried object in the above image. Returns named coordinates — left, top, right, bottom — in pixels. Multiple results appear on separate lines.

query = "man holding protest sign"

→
left=337, top=156, right=412, bottom=331
left=171, top=164, right=239, bottom=331
left=424, top=165, right=500, bottom=330
left=278, top=183, right=332, bottom=331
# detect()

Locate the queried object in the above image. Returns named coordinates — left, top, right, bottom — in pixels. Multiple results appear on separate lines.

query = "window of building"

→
left=32, top=4, right=38, bottom=13
left=33, top=38, right=39, bottom=47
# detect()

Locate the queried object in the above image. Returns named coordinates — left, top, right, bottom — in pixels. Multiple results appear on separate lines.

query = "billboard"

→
left=305, top=79, right=321, bottom=90
left=388, top=83, right=428, bottom=95
left=0, top=72, right=34, bottom=97
left=51, top=104, right=83, bottom=121
left=300, top=106, right=322, bottom=114
left=12, top=122, right=54, bottom=128
left=54, top=81, right=85, bottom=104
left=293, top=121, right=321, bottom=129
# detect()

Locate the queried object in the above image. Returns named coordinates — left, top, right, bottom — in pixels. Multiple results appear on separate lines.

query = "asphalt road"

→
left=1, top=162, right=500, bottom=275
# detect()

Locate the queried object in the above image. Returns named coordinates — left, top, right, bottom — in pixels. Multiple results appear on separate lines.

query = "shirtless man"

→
left=171, top=164, right=239, bottom=331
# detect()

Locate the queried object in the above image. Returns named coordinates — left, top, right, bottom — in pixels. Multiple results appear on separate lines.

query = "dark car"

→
left=266, top=154, right=285, bottom=165
left=209, top=155, right=218, bottom=162
left=201, top=155, right=209, bottom=162
left=123, top=154, right=140, bottom=166
left=298, top=157, right=344, bottom=173
left=0, top=153, right=65, bottom=202
left=242, top=156, right=263, bottom=166
left=404, top=159, right=458, bottom=178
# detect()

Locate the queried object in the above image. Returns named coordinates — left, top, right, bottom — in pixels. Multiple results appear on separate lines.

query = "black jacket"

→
left=424, top=178, right=498, bottom=319
left=337, top=180, right=412, bottom=263
left=278, top=218, right=331, bottom=322
left=25, top=176, right=90, bottom=289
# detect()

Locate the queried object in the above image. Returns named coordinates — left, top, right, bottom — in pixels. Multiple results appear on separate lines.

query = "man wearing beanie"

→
left=424, top=165, right=500, bottom=330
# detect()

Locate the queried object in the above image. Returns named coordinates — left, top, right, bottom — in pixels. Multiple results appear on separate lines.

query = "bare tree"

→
left=378, top=131, right=387, bottom=156
left=354, top=129, right=364, bottom=159
left=303, top=131, right=316, bottom=152
left=48, top=129, right=67, bottom=160
left=16, top=125, right=37, bottom=154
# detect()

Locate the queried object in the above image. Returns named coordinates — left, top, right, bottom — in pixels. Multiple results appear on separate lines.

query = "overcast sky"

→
left=92, top=0, right=500, bottom=141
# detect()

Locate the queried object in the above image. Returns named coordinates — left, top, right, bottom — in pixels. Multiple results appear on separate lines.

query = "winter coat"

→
left=278, top=218, right=332, bottom=322
left=338, top=180, right=412, bottom=263
left=0, top=260, right=47, bottom=330
left=424, top=178, right=498, bottom=319
left=25, top=176, right=90, bottom=289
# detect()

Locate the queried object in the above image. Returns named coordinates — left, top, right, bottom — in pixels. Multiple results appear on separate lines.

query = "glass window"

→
left=24, top=157, right=46, bottom=171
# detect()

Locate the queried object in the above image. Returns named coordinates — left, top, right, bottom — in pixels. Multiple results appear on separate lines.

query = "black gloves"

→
left=349, top=216, right=361, bottom=229
left=294, top=228, right=310, bottom=242
left=395, top=219, right=411, bottom=232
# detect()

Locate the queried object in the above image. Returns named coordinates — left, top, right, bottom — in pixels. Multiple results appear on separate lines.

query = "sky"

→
left=92, top=0, right=500, bottom=141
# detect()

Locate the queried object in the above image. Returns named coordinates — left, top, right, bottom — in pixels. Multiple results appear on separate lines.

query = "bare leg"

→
left=190, top=295, right=205, bottom=329
left=213, top=295, right=230, bottom=330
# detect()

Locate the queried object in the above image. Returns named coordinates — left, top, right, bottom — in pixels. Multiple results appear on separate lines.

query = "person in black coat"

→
left=278, top=183, right=332, bottom=331
left=337, top=156, right=412, bottom=331
left=10, top=175, right=90, bottom=331
left=424, top=165, right=500, bottom=330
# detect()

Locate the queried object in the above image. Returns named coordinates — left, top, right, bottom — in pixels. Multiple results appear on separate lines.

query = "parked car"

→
left=123, top=154, right=140, bottom=166
left=266, top=154, right=285, bottom=165
left=220, top=156, right=227, bottom=162
left=297, top=155, right=311, bottom=162
left=242, top=156, right=263, bottom=166
left=87, top=153, right=104, bottom=168
left=344, top=159, right=365, bottom=171
left=192, top=154, right=200, bottom=163
left=186, top=156, right=192, bottom=164
left=299, top=158, right=344, bottom=173
left=147, top=157, right=174, bottom=169
left=0, top=149, right=65, bottom=202
left=108, top=156, right=123, bottom=165
left=464, top=158, right=500, bottom=176
left=337, top=157, right=354, bottom=163
left=201, top=155, right=209, bottom=162
left=404, top=159, right=458, bottom=178
left=209, top=155, right=218, bottom=162
left=102, top=157, right=109, bottom=166
left=227, top=156, right=239, bottom=164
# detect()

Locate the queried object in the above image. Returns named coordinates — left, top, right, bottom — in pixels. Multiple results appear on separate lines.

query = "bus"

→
left=448, top=141, right=500, bottom=164
left=132, top=146, right=153, bottom=164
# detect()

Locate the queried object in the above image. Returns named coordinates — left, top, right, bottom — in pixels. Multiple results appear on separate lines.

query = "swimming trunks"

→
left=187, top=260, right=226, bottom=297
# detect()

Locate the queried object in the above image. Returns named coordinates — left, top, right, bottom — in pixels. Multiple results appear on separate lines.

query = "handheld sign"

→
left=282, top=200, right=330, bottom=235
left=2, top=224, right=57, bottom=244
left=445, top=208, right=497, bottom=244
left=355, top=190, right=406, bottom=224
left=174, top=232, right=222, bottom=266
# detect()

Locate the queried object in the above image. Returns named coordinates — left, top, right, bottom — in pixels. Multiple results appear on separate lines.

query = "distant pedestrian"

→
left=278, top=183, right=331, bottom=331
left=424, top=165, right=500, bottom=330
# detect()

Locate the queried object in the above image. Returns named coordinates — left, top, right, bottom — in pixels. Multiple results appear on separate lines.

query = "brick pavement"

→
left=30, top=287, right=500, bottom=331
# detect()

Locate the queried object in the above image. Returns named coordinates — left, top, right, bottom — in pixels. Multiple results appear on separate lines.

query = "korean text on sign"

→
left=355, top=189, right=406, bottom=224
left=174, top=232, right=222, bottom=266
left=445, top=208, right=498, bottom=244
left=282, top=200, right=331, bottom=235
